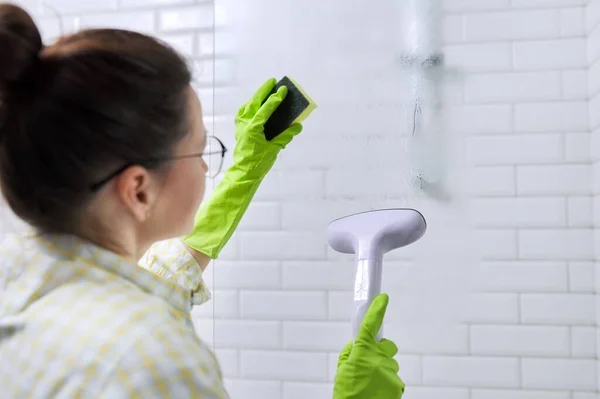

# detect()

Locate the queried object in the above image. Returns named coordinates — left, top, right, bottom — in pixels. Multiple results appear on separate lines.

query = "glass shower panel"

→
left=207, top=0, right=478, bottom=395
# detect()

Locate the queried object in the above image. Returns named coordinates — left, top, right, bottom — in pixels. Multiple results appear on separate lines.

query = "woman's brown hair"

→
left=0, top=3, right=192, bottom=233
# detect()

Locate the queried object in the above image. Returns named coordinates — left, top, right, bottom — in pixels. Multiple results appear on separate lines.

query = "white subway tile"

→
left=283, top=383, right=333, bottom=399
left=327, top=351, right=341, bottom=382
left=596, top=261, right=600, bottom=292
left=193, top=59, right=212, bottom=85
left=568, top=197, right=593, bottom=227
left=444, top=43, right=513, bottom=72
left=215, top=349, right=238, bottom=378
left=326, top=353, right=337, bottom=382
left=513, top=39, right=587, bottom=70
left=590, top=92, right=600, bottom=130
left=569, top=262, right=595, bottom=292
left=382, top=241, right=420, bottom=260
left=197, top=87, right=239, bottom=116
left=519, top=229, right=593, bottom=260
left=590, top=58, right=600, bottom=97
left=241, top=351, right=328, bottom=381
left=521, top=358, right=596, bottom=390
left=254, top=171, right=325, bottom=201
left=462, top=294, right=520, bottom=323
left=211, top=27, right=234, bottom=54
left=465, top=167, right=516, bottom=196
left=358, top=292, right=466, bottom=326
left=78, top=11, right=155, bottom=34
left=217, top=234, right=239, bottom=260
left=120, top=0, right=194, bottom=9
left=192, top=319, right=214, bottom=346
left=396, top=355, right=424, bottom=385
left=443, top=15, right=464, bottom=43
left=465, top=72, right=561, bottom=103
left=212, top=320, right=281, bottom=349
left=472, top=390, right=570, bottom=399
left=280, top=201, right=367, bottom=231
left=565, top=133, right=591, bottom=162
left=443, top=0, right=511, bottom=12
left=211, top=261, right=279, bottom=289
left=380, top=262, right=424, bottom=292
left=464, top=10, right=559, bottom=41
left=0, top=207, right=30, bottom=235
left=588, top=23, right=600, bottom=63
left=44, top=0, right=116, bottom=14
left=6, top=0, right=37, bottom=16
left=517, top=165, right=591, bottom=195
left=211, top=30, right=235, bottom=55
left=470, top=325, right=570, bottom=356
left=562, top=70, right=589, bottom=99
left=214, top=58, right=236, bottom=83
left=300, top=96, right=410, bottom=135
left=158, top=34, right=194, bottom=57
left=224, top=379, right=281, bottom=399
left=240, top=232, right=327, bottom=261
left=475, top=261, right=568, bottom=292
left=515, top=102, right=588, bottom=132
left=194, top=58, right=235, bottom=85
left=36, top=16, right=78, bottom=41
left=571, top=393, right=598, bottom=399
left=423, top=356, right=519, bottom=387
left=511, top=0, right=587, bottom=7
left=281, top=262, right=354, bottom=290
left=236, top=202, right=280, bottom=231
left=159, top=5, right=213, bottom=31
left=472, top=198, right=566, bottom=227
left=592, top=130, right=600, bottom=163
left=466, top=134, right=563, bottom=165
left=594, top=196, right=600, bottom=226
left=192, top=290, right=238, bottom=319
left=587, top=0, right=600, bottom=32
left=407, top=387, right=470, bottom=399
left=275, top=134, right=404, bottom=171
left=571, top=327, right=596, bottom=357
left=521, top=293, right=595, bottom=324
left=327, top=291, right=353, bottom=321
left=325, top=168, right=412, bottom=199
left=282, top=322, right=350, bottom=351
left=474, top=229, right=517, bottom=259
left=446, top=105, right=513, bottom=134
left=197, top=32, right=214, bottom=56
left=560, top=8, right=586, bottom=36
left=384, top=326, right=469, bottom=355
left=241, top=291, right=327, bottom=320
left=213, top=1, right=230, bottom=26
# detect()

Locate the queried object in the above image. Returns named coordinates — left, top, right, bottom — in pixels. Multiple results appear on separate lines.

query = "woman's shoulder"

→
left=96, top=318, right=227, bottom=398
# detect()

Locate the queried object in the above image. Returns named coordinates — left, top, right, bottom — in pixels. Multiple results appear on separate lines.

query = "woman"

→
left=0, top=3, right=404, bottom=398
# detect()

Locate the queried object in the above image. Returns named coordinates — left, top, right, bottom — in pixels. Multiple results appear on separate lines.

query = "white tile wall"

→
left=589, top=0, right=600, bottom=398
left=0, top=0, right=598, bottom=397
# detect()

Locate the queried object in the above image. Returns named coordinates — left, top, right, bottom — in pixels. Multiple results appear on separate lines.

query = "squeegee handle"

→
left=352, top=258, right=383, bottom=341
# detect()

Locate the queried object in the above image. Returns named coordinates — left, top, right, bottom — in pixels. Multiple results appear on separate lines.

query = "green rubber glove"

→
left=183, top=78, right=303, bottom=259
left=333, top=294, right=405, bottom=399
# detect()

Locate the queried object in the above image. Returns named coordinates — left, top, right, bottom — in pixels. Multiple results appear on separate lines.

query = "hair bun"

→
left=0, top=4, right=42, bottom=86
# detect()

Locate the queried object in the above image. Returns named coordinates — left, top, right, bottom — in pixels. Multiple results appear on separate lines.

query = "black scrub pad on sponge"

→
left=262, top=76, right=317, bottom=141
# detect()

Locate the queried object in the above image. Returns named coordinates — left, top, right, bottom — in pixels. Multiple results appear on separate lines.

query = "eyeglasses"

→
left=89, top=135, right=228, bottom=192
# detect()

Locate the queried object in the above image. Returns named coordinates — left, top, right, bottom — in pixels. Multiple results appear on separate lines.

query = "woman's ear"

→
left=114, top=165, right=159, bottom=223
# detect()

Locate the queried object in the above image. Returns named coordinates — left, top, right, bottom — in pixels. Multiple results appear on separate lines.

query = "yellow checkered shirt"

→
left=0, top=233, right=229, bottom=398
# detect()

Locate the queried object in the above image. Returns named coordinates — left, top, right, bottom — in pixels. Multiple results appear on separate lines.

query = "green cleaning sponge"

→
left=262, top=76, right=317, bottom=141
